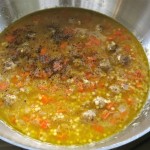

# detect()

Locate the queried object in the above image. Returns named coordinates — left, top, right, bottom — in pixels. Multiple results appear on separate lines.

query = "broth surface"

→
left=0, top=8, right=149, bottom=145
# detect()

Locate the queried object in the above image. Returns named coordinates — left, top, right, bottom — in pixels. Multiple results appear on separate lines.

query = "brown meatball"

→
left=3, top=94, right=17, bottom=106
left=99, top=59, right=112, bottom=72
left=82, top=110, right=96, bottom=122
left=118, top=55, right=131, bottom=66
left=107, top=41, right=117, bottom=52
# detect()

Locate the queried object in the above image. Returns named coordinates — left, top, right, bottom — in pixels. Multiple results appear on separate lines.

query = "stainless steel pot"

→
left=0, top=0, right=150, bottom=149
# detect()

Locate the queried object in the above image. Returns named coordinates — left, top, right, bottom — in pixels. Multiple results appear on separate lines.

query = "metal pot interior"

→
left=0, top=0, right=150, bottom=149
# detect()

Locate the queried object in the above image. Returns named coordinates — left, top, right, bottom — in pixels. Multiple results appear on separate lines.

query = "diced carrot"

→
left=107, top=35, right=116, bottom=41
left=119, top=111, right=128, bottom=120
left=89, top=83, right=97, bottom=91
left=41, top=95, right=50, bottom=104
left=16, top=81, right=24, bottom=88
left=124, top=45, right=131, bottom=52
left=11, top=76, right=25, bottom=87
left=136, top=82, right=143, bottom=88
left=90, top=36, right=101, bottom=46
left=40, top=119, right=49, bottom=129
left=114, top=29, right=123, bottom=36
left=109, top=118, right=117, bottom=125
left=135, top=70, right=144, bottom=78
left=51, top=85, right=59, bottom=93
left=122, top=110, right=128, bottom=116
left=10, top=116, right=16, bottom=124
left=101, top=110, right=111, bottom=120
left=60, top=42, right=68, bottom=49
left=40, top=48, right=47, bottom=55
left=19, top=72, right=30, bottom=78
left=79, top=87, right=84, bottom=93
left=57, top=133, right=68, bottom=140
left=126, top=98, right=133, bottom=105
left=11, top=76, right=18, bottom=84
left=22, top=115, right=30, bottom=122
left=120, top=35, right=128, bottom=41
left=41, top=95, right=54, bottom=104
left=127, top=70, right=144, bottom=81
left=85, top=72, right=93, bottom=79
left=5, top=35, right=15, bottom=42
left=77, top=82, right=84, bottom=92
left=23, top=72, right=30, bottom=77
left=121, top=110, right=128, bottom=116
left=99, top=82, right=105, bottom=88
left=0, top=82, right=9, bottom=91
left=85, top=36, right=101, bottom=47
left=92, top=124, right=104, bottom=133
left=106, top=102, right=116, bottom=110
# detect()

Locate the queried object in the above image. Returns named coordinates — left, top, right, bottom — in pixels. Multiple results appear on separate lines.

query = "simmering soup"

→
left=0, top=8, right=149, bottom=145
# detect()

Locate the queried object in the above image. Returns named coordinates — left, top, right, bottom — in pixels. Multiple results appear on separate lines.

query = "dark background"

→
left=0, top=132, right=150, bottom=150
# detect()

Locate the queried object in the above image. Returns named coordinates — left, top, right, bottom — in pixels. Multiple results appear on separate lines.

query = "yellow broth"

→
left=0, top=8, right=149, bottom=145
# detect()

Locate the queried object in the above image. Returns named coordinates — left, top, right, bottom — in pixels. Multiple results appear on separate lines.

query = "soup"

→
left=0, top=8, right=149, bottom=145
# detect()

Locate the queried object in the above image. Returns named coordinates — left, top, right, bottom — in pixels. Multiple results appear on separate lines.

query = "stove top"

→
left=0, top=132, right=150, bottom=150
